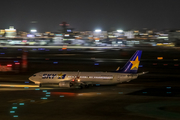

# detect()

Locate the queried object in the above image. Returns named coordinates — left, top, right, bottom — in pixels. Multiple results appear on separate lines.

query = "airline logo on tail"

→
left=117, top=50, right=142, bottom=73
left=130, top=56, right=140, bottom=70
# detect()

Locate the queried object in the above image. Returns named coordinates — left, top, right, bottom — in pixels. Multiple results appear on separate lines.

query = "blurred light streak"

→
left=157, top=57, right=163, bottom=60
left=51, top=92, right=75, bottom=96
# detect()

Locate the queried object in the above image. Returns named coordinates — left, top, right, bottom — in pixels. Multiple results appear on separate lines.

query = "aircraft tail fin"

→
left=117, top=50, right=142, bottom=73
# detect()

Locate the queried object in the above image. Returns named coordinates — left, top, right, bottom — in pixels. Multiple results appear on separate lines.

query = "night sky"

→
left=1, top=0, right=180, bottom=32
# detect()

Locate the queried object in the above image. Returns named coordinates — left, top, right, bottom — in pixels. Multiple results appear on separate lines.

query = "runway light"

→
left=174, top=64, right=179, bottom=66
left=94, top=63, right=99, bottom=66
left=62, top=48, right=67, bottom=50
left=19, top=103, right=24, bottom=105
left=12, top=107, right=17, bottom=109
left=139, top=65, right=143, bottom=67
left=157, top=57, right=163, bottom=60
left=15, top=63, right=20, bottom=65
left=13, top=115, right=18, bottom=118
left=96, top=84, right=100, bottom=86
left=41, top=97, right=47, bottom=100
left=166, top=87, right=171, bottom=89
left=38, top=48, right=45, bottom=51
left=174, top=59, right=178, bottom=61
left=163, top=64, right=168, bottom=66
left=43, top=90, right=47, bottom=92
left=153, top=63, right=157, bottom=65
left=10, top=111, right=15, bottom=113
left=7, top=64, right=12, bottom=67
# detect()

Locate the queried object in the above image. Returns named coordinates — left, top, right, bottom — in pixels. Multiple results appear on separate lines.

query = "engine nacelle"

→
left=59, top=81, right=71, bottom=88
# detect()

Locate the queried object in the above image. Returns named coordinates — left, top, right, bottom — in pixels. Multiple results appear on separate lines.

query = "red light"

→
left=72, top=79, right=74, bottom=82
left=15, top=63, right=20, bottom=65
left=7, top=64, right=12, bottom=67
left=153, top=63, right=157, bottom=65
left=174, top=64, right=179, bottom=66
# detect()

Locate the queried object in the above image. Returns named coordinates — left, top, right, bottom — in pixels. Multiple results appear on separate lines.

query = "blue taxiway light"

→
left=13, top=115, right=18, bottom=118
left=41, top=97, right=48, bottom=100
left=96, top=84, right=100, bottom=86
left=46, top=92, right=51, bottom=94
left=46, top=95, right=50, bottom=97
left=19, top=103, right=24, bottom=105
left=24, top=87, right=29, bottom=89
left=60, top=95, right=64, bottom=97
left=12, top=107, right=17, bottom=109
left=97, top=93, right=101, bottom=95
left=25, top=81, right=29, bottom=84
left=13, top=103, right=17, bottom=105
left=139, top=65, right=143, bottom=67
left=167, top=92, right=172, bottom=94
left=0, top=53, right=5, bottom=54
left=38, top=48, right=45, bottom=51
left=43, top=90, right=47, bottom=92
left=118, top=92, right=123, bottom=94
left=14, top=61, right=18, bottom=63
left=53, top=62, right=58, bottom=64
left=94, top=63, right=99, bottom=66
left=18, top=49, right=22, bottom=51
left=35, top=88, right=40, bottom=90
left=166, top=87, right=171, bottom=89
left=143, top=92, right=147, bottom=94
left=10, top=111, right=15, bottom=113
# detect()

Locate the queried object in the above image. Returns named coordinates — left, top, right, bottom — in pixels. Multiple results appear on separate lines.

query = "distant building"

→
left=5, top=26, right=17, bottom=38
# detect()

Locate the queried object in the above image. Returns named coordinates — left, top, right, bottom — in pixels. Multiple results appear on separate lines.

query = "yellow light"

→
left=157, top=57, right=163, bottom=60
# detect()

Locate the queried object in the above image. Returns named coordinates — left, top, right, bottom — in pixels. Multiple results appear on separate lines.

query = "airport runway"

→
left=0, top=47, right=180, bottom=119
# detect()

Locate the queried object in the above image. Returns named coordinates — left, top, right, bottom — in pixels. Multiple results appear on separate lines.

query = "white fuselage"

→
left=29, top=71, right=138, bottom=85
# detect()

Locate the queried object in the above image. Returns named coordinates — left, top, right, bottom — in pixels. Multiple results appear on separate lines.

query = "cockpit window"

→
left=33, top=75, right=36, bottom=77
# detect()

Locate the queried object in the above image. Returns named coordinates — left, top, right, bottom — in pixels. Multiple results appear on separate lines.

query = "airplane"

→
left=29, top=50, right=147, bottom=88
